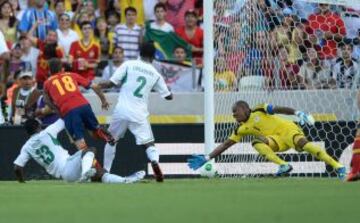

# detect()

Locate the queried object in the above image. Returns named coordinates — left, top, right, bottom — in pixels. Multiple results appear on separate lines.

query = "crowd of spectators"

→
left=0, top=0, right=203, bottom=125
left=1, top=0, right=360, bottom=124
left=214, top=0, right=360, bottom=92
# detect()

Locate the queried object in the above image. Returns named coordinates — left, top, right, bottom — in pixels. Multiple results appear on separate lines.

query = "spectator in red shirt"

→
left=165, top=0, right=195, bottom=29
left=175, top=9, right=203, bottom=65
left=43, top=58, right=114, bottom=150
left=307, top=3, right=346, bottom=61
left=69, top=21, right=100, bottom=81
left=27, top=22, right=65, bottom=89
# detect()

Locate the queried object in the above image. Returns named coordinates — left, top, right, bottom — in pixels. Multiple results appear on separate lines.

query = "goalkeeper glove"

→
left=187, top=154, right=209, bottom=170
left=295, top=111, right=315, bottom=126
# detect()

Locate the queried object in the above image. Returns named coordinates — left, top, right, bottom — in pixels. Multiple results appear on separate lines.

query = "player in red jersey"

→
left=347, top=91, right=360, bottom=182
left=43, top=58, right=114, bottom=150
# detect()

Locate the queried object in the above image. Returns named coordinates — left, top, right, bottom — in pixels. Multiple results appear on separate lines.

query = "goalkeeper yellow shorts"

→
left=267, top=127, right=305, bottom=152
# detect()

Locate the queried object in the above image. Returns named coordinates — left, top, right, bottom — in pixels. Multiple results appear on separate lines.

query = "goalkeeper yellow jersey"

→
left=228, top=104, right=301, bottom=142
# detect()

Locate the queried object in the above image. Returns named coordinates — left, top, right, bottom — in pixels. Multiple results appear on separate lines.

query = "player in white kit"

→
left=14, top=118, right=145, bottom=183
left=99, top=42, right=173, bottom=182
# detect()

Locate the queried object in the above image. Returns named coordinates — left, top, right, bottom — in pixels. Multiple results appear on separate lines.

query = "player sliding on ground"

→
left=188, top=101, right=346, bottom=179
left=14, top=118, right=145, bottom=183
left=98, top=42, right=173, bottom=182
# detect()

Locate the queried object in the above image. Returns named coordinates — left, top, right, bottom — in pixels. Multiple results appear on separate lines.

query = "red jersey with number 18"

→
left=43, top=72, right=91, bottom=117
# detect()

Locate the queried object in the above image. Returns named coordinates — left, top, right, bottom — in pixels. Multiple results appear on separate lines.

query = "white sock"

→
left=146, top=146, right=159, bottom=163
left=101, top=173, right=126, bottom=183
left=104, top=143, right=116, bottom=172
left=81, top=152, right=95, bottom=176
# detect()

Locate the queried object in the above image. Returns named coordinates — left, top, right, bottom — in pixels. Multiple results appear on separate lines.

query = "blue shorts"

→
left=63, top=104, right=99, bottom=140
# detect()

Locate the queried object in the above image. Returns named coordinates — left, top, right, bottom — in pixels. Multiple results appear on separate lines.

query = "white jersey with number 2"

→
left=13, top=119, right=70, bottom=178
left=110, top=59, right=171, bottom=122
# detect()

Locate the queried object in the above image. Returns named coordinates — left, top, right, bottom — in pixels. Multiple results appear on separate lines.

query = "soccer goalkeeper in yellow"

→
left=188, top=100, right=346, bottom=179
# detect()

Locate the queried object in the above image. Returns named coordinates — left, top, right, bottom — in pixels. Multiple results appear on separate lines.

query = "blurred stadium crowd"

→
left=0, top=0, right=360, bottom=125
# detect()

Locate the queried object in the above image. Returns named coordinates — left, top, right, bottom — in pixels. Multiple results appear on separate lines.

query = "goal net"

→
left=209, top=0, right=360, bottom=177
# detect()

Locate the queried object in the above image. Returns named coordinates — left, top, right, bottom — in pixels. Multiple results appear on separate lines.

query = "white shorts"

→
left=61, top=150, right=82, bottom=182
left=108, top=117, right=154, bottom=145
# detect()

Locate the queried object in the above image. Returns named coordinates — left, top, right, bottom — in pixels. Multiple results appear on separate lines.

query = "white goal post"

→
left=204, top=0, right=360, bottom=177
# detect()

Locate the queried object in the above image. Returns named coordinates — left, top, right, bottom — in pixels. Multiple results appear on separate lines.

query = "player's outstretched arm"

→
left=271, top=105, right=315, bottom=125
left=98, top=81, right=117, bottom=89
left=43, top=92, right=60, bottom=115
left=188, top=139, right=236, bottom=170
left=90, top=83, right=110, bottom=110
left=14, top=165, right=25, bottom=183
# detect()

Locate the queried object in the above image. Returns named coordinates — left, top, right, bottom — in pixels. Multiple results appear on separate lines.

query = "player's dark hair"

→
left=24, top=118, right=41, bottom=135
left=80, top=21, right=92, bottom=29
left=111, top=46, right=124, bottom=57
left=173, top=45, right=185, bottom=52
left=140, top=42, right=156, bottom=60
left=154, top=2, right=167, bottom=12
left=48, top=58, right=63, bottom=74
left=234, top=100, right=250, bottom=109
left=125, top=6, right=137, bottom=15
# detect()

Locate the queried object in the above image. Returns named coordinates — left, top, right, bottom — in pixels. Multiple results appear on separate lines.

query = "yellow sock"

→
left=303, top=142, right=343, bottom=169
left=253, top=143, right=287, bottom=165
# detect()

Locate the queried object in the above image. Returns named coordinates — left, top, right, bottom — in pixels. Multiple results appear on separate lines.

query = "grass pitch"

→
left=0, top=178, right=359, bottom=223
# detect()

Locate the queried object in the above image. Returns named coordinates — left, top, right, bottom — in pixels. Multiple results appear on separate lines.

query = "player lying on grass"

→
left=14, top=118, right=145, bottom=183
left=188, top=100, right=346, bottom=179
left=43, top=58, right=115, bottom=151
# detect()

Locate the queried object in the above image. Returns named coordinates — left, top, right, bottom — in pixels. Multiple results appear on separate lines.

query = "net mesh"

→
left=211, top=0, right=360, bottom=177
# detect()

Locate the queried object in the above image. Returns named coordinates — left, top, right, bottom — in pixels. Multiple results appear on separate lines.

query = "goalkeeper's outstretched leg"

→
left=252, top=136, right=293, bottom=176
left=294, top=136, right=346, bottom=180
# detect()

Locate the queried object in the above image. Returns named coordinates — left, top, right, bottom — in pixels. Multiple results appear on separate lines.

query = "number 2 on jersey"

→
left=133, top=76, right=147, bottom=98
left=52, top=76, right=76, bottom=96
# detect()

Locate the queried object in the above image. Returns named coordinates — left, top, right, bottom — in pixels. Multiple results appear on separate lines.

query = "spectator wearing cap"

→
left=332, top=40, right=360, bottom=89
left=0, top=0, right=18, bottom=47
left=149, top=3, right=174, bottom=33
left=307, top=3, right=346, bottom=61
left=176, top=9, right=203, bottom=65
left=10, top=71, right=41, bottom=125
left=56, top=13, right=79, bottom=56
left=18, top=0, right=58, bottom=41
left=113, top=7, right=142, bottom=61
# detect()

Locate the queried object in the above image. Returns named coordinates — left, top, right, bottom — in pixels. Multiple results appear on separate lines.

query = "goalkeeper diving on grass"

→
left=188, top=100, right=346, bottom=179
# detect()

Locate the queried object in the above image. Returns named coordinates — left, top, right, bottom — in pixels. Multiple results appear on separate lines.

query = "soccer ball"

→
left=199, top=161, right=217, bottom=178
